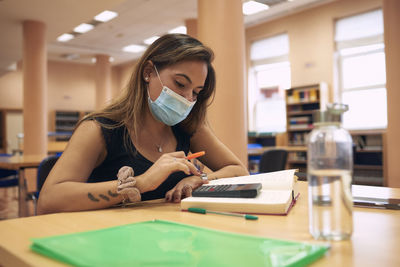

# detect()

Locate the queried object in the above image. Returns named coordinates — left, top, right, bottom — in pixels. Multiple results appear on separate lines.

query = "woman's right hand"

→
left=136, top=151, right=201, bottom=193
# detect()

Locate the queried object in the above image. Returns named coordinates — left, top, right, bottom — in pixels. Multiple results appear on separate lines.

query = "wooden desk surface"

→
left=14, top=142, right=68, bottom=155
left=47, top=141, right=67, bottom=153
left=248, top=146, right=307, bottom=156
left=0, top=182, right=399, bottom=267
left=0, top=155, right=47, bottom=170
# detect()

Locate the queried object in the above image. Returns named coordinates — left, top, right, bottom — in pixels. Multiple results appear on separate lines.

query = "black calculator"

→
left=192, top=183, right=262, bottom=198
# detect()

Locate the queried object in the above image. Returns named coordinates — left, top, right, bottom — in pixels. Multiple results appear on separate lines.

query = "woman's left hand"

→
left=165, top=176, right=208, bottom=203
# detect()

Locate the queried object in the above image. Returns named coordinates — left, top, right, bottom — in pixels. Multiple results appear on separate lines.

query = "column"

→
left=383, top=0, right=400, bottom=187
left=23, top=20, right=47, bottom=156
left=185, top=18, right=198, bottom=38
left=197, top=0, right=248, bottom=165
left=95, top=54, right=112, bottom=109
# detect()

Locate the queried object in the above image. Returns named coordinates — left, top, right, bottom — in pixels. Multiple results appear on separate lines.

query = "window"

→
left=335, top=9, right=386, bottom=130
left=248, top=34, right=290, bottom=134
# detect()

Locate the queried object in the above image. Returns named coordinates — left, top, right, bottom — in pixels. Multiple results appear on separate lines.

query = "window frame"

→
left=334, top=10, right=386, bottom=130
left=248, top=33, right=291, bottom=134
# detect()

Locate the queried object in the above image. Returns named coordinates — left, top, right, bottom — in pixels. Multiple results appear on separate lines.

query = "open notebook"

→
left=181, top=169, right=298, bottom=215
left=31, top=220, right=329, bottom=267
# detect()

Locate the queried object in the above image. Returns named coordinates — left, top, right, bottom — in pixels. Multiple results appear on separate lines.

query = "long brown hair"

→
left=81, top=34, right=216, bottom=141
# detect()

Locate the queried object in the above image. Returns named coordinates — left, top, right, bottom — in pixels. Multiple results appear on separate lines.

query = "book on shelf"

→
left=181, top=169, right=298, bottom=215
left=288, top=124, right=313, bottom=130
left=289, top=116, right=310, bottom=124
left=287, top=88, right=319, bottom=104
left=290, top=132, right=309, bottom=145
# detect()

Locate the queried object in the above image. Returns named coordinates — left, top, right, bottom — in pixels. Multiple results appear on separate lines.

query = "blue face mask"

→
left=148, top=66, right=196, bottom=126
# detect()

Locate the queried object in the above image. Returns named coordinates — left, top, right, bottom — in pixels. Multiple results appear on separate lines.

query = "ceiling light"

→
left=242, top=1, right=269, bottom=15
left=144, top=36, right=160, bottom=45
left=61, top=53, right=80, bottom=60
left=94, top=10, right=118, bottom=22
left=7, top=62, right=17, bottom=71
left=122, top=44, right=146, bottom=53
left=57, top=33, right=74, bottom=42
left=74, top=23, right=94, bottom=33
left=168, top=26, right=187, bottom=34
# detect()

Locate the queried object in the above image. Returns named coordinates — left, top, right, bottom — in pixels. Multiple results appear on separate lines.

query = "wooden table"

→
left=0, top=182, right=399, bottom=267
left=0, top=155, right=47, bottom=217
left=248, top=145, right=307, bottom=156
left=13, top=142, right=68, bottom=155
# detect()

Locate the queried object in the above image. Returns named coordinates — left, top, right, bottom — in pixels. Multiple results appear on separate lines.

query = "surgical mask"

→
left=147, top=66, right=196, bottom=126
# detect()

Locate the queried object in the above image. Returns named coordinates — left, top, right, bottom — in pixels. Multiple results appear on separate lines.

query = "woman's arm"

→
left=190, top=122, right=249, bottom=180
left=164, top=123, right=249, bottom=202
left=37, top=121, right=123, bottom=214
left=38, top=120, right=202, bottom=214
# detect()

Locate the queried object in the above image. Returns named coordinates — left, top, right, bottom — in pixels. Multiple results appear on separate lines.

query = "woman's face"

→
left=147, top=60, right=208, bottom=103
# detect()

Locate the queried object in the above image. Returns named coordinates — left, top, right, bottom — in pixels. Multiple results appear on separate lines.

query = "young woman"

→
left=37, top=34, right=248, bottom=214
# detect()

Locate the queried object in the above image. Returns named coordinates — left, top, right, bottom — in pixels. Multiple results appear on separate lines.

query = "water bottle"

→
left=307, top=103, right=353, bottom=240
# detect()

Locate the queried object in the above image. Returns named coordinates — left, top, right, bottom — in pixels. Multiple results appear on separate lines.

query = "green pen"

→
left=187, top=207, right=258, bottom=220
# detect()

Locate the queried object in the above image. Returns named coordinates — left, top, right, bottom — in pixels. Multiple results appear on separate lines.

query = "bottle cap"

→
left=312, top=103, right=349, bottom=124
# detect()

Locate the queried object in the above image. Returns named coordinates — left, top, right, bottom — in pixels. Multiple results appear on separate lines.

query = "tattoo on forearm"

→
left=88, top=190, right=119, bottom=202
left=88, top=193, right=100, bottom=202
left=99, top=194, right=110, bottom=201
left=108, top=190, right=119, bottom=197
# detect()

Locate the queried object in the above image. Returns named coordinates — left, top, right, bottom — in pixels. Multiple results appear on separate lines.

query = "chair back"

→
left=37, top=155, right=60, bottom=194
left=259, top=149, right=288, bottom=173
left=0, top=153, right=18, bottom=187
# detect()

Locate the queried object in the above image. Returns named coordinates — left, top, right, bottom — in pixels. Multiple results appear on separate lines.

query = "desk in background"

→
left=248, top=146, right=307, bottom=175
left=13, top=141, right=68, bottom=155
left=0, top=155, right=46, bottom=217
left=0, top=182, right=399, bottom=267
left=247, top=145, right=307, bottom=157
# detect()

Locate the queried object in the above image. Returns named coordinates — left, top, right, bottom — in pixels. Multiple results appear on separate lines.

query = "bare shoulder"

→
left=62, top=120, right=106, bottom=168
left=190, top=123, right=236, bottom=163
left=190, top=123, right=223, bottom=148
left=69, top=120, right=104, bottom=147
left=191, top=122, right=213, bottom=140
left=75, top=119, right=102, bottom=134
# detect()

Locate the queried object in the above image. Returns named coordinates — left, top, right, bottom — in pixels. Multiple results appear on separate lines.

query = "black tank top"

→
left=88, top=117, right=191, bottom=201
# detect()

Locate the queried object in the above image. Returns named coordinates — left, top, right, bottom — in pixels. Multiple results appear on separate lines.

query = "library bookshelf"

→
left=52, top=110, right=91, bottom=141
left=285, top=83, right=328, bottom=172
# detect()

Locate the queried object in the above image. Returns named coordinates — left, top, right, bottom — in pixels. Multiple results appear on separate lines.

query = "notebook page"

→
left=208, top=169, right=296, bottom=191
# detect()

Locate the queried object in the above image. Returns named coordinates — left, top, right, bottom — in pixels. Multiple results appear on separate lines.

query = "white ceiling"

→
left=0, top=0, right=333, bottom=76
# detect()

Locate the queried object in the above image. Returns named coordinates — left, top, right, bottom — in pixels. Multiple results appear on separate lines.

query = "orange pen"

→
left=186, top=151, right=205, bottom=160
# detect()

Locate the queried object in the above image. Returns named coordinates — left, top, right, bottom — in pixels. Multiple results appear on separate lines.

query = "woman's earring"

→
left=145, top=77, right=149, bottom=81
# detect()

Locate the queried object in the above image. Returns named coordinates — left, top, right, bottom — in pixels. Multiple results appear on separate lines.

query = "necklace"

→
left=156, top=144, right=163, bottom=153
left=154, top=130, right=169, bottom=153
left=138, top=124, right=169, bottom=153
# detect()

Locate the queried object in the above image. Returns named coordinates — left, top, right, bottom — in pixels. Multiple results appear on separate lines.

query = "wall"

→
left=0, top=63, right=23, bottom=109
left=0, top=61, right=95, bottom=109
left=246, top=0, right=382, bottom=102
left=47, top=61, right=96, bottom=112
left=112, top=60, right=137, bottom=97
left=0, top=59, right=138, bottom=132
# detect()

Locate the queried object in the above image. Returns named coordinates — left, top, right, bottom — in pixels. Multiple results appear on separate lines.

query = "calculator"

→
left=192, top=183, right=262, bottom=198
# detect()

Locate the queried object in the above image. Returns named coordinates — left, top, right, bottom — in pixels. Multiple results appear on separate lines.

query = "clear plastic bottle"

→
left=307, top=103, right=353, bottom=241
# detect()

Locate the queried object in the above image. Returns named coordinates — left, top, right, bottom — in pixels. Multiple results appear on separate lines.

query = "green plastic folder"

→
left=31, top=220, right=329, bottom=267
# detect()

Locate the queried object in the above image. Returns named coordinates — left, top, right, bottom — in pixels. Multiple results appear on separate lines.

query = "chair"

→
left=0, top=154, right=18, bottom=188
left=0, top=154, right=19, bottom=219
left=29, top=154, right=60, bottom=214
left=258, top=149, right=288, bottom=173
